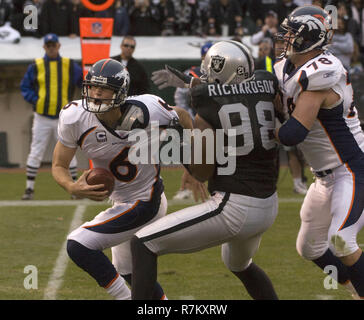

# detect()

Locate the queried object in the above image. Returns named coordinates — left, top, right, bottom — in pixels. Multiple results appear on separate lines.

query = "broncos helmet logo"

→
left=291, top=15, right=326, bottom=31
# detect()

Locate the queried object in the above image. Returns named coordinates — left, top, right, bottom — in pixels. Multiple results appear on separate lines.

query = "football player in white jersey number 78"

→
left=274, top=5, right=364, bottom=299
left=52, top=58, right=206, bottom=299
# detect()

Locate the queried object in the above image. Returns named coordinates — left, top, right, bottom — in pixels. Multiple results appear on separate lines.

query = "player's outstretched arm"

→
left=52, top=141, right=108, bottom=201
left=151, top=65, right=201, bottom=89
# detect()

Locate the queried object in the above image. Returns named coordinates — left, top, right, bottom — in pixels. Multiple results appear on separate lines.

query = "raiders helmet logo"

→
left=211, top=55, right=225, bottom=73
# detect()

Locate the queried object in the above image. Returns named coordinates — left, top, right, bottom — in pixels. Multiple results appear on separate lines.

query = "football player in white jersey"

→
left=131, top=41, right=281, bottom=299
left=274, top=5, right=364, bottom=298
left=52, top=58, right=201, bottom=299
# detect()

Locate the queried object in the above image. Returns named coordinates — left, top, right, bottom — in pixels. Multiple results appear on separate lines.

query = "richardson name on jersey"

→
left=207, top=80, right=275, bottom=97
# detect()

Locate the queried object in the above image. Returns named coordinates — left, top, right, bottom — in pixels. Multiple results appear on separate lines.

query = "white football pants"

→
left=297, top=164, right=364, bottom=259
left=136, top=191, right=278, bottom=272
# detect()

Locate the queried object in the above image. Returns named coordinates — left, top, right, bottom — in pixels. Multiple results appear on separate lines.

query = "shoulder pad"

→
left=59, top=100, right=83, bottom=125
left=118, top=104, right=146, bottom=131
left=126, top=94, right=178, bottom=126
left=301, top=54, right=343, bottom=91
left=304, top=67, right=341, bottom=91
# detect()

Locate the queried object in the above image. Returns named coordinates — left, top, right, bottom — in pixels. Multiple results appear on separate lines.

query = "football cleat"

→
left=293, top=180, right=308, bottom=195
left=21, top=188, right=34, bottom=200
left=173, top=189, right=193, bottom=200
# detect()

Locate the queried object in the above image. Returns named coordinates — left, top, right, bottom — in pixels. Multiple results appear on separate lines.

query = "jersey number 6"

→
left=109, top=147, right=138, bottom=182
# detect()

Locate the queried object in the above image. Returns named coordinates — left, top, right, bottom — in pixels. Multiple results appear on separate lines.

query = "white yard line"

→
left=316, top=294, right=335, bottom=300
left=43, top=205, right=86, bottom=300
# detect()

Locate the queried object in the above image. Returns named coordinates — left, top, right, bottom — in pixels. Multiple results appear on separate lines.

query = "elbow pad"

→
left=278, top=117, right=309, bottom=146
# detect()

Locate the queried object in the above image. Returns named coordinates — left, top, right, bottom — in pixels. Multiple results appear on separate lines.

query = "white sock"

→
left=293, top=178, right=302, bottom=185
left=343, top=281, right=360, bottom=300
left=105, top=275, right=131, bottom=300
left=26, top=180, right=35, bottom=190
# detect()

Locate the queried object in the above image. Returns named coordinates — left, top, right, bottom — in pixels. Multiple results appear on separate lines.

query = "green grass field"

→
left=0, top=167, right=362, bottom=300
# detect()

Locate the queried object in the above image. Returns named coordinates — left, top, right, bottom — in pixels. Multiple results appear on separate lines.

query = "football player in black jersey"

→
left=131, top=41, right=282, bottom=299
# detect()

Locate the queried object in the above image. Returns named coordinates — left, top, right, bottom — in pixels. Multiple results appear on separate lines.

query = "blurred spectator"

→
left=40, top=0, right=71, bottom=36
left=238, top=0, right=249, bottom=16
left=311, top=0, right=324, bottom=7
left=255, top=38, right=274, bottom=65
left=278, top=0, right=297, bottom=24
left=0, top=0, right=21, bottom=43
left=170, top=0, right=201, bottom=36
left=328, top=16, right=354, bottom=71
left=249, top=0, right=281, bottom=27
left=254, top=38, right=274, bottom=72
left=9, top=0, right=25, bottom=35
left=251, top=10, right=279, bottom=45
left=159, top=0, right=175, bottom=36
left=114, top=0, right=129, bottom=35
left=0, top=0, right=12, bottom=27
left=207, top=0, right=243, bottom=36
left=349, top=0, right=364, bottom=65
left=337, top=1, right=361, bottom=46
left=197, top=0, right=211, bottom=34
left=69, top=0, right=93, bottom=38
left=110, top=36, right=149, bottom=95
left=128, top=0, right=162, bottom=36
left=293, top=0, right=312, bottom=5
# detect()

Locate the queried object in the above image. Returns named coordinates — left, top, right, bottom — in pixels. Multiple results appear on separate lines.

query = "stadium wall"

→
left=0, top=59, right=199, bottom=168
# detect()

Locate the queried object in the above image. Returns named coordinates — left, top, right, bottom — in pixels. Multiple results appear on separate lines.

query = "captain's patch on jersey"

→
left=95, top=130, right=107, bottom=142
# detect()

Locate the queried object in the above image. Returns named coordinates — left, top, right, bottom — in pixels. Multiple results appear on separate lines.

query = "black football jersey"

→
left=191, top=70, right=279, bottom=198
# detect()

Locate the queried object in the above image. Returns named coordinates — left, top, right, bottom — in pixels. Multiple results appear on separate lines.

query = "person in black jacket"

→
left=111, top=36, right=150, bottom=96
left=40, top=0, right=71, bottom=36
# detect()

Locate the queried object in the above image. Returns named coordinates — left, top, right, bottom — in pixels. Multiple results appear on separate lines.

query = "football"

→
left=86, top=168, right=115, bottom=195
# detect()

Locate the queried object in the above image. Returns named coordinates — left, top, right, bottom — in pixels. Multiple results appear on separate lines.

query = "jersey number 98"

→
left=218, top=102, right=276, bottom=156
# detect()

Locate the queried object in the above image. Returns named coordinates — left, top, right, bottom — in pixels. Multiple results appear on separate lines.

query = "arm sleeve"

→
left=20, top=63, right=38, bottom=105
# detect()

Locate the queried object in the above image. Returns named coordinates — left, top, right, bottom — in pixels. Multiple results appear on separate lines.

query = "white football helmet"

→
left=200, top=40, right=255, bottom=85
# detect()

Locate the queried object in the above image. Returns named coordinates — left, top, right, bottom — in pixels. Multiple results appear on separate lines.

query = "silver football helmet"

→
left=200, top=40, right=255, bottom=85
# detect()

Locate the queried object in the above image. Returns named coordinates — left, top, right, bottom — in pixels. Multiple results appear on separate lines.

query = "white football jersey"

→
left=274, top=51, right=364, bottom=171
left=58, top=94, right=178, bottom=203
